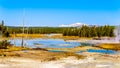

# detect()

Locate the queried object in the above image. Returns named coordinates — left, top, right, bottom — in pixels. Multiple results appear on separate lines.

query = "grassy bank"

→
left=10, top=34, right=44, bottom=38
left=0, top=48, right=85, bottom=62
left=98, top=44, right=120, bottom=50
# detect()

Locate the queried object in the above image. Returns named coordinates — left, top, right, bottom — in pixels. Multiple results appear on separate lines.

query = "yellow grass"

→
left=0, top=46, right=29, bottom=57
left=10, top=34, right=44, bottom=38
left=0, top=46, right=29, bottom=52
left=51, top=34, right=81, bottom=40
left=10, top=34, right=92, bottom=40
left=99, top=44, right=120, bottom=50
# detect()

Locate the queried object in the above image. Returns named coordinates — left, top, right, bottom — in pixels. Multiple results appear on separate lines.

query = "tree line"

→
left=63, top=25, right=114, bottom=37
left=7, top=26, right=69, bottom=34
left=7, top=25, right=115, bottom=37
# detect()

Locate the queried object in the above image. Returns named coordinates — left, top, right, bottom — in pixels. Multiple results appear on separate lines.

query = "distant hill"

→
left=59, top=22, right=87, bottom=27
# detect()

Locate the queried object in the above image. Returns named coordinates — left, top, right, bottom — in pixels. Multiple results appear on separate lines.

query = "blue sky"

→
left=0, top=0, right=120, bottom=26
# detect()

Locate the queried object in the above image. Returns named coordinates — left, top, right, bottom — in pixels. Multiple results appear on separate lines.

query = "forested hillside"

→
left=7, top=25, right=115, bottom=37
left=7, top=26, right=69, bottom=34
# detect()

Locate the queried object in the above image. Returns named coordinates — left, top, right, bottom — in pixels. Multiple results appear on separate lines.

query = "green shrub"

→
left=2, top=31, right=10, bottom=37
left=0, top=40, right=11, bottom=49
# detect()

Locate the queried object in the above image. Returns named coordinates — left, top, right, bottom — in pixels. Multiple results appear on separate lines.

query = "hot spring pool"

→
left=9, top=39, right=81, bottom=48
left=9, top=38, right=119, bottom=54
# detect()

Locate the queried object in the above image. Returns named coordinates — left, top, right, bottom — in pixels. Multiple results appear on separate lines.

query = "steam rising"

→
left=114, top=26, right=120, bottom=42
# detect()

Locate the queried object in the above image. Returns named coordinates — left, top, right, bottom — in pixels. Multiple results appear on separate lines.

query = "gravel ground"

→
left=0, top=56, right=120, bottom=68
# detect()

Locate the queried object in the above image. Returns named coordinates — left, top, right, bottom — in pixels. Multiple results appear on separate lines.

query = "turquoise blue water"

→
left=87, top=49, right=116, bottom=54
left=49, top=49, right=117, bottom=54
left=9, top=39, right=81, bottom=48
